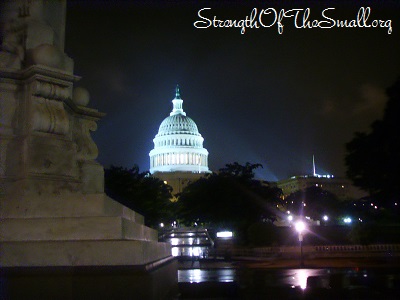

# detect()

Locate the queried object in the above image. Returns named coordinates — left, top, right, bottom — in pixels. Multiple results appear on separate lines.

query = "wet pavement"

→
left=176, top=258, right=400, bottom=299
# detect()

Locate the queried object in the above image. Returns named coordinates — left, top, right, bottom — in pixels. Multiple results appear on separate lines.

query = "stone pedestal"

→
left=0, top=1, right=176, bottom=298
left=0, top=192, right=177, bottom=299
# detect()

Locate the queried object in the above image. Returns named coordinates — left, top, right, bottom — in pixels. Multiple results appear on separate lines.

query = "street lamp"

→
left=295, top=221, right=306, bottom=268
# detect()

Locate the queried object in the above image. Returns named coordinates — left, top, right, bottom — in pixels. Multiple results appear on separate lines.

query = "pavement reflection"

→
left=178, top=267, right=329, bottom=289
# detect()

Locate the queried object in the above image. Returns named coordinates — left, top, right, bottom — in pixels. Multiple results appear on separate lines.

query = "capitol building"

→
left=149, top=86, right=210, bottom=194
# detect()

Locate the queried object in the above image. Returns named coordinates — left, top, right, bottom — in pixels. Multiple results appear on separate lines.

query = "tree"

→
left=345, top=78, right=400, bottom=208
left=104, top=165, right=173, bottom=228
left=176, top=162, right=282, bottom=243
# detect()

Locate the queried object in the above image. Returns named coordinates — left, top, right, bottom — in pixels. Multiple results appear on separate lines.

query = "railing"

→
left=314, top=244, right=400, bottom=252
left=210, top=244, right=400, bottom=259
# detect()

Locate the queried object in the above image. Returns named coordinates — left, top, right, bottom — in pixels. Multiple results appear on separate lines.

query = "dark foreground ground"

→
left=177, top=257, right=400, bottom=299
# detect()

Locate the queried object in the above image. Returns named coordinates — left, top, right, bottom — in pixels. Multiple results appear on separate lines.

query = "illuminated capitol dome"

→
left=149, top=85, right=210, bottom=193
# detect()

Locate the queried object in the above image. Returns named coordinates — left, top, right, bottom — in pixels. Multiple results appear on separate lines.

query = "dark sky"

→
left=65, top=0, right=400, bottom=181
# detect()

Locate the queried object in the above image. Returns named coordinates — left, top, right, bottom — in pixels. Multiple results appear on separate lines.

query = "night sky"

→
left=65, top=0, right=400, bottom=181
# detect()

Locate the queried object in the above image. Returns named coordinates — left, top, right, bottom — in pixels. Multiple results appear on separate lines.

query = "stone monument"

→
left=0, top=1, right=176, bottom=298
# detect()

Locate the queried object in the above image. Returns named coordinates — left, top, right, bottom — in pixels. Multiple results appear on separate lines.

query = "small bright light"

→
left=171, top=247, right=179, bottom=256
left=217, top=231, right=233, bottom=238
left=160, top=223, right=164, bottom=228
left=323, top=215, right=329, bottom=221
left=374, top=206, right=378, bottom=209
left=305, top=216, right=310, bottom=220
left=192, top=247, right=200, bottom=256
left=344, top=217, right=352, bottom=224
left=295, top=221, right=306, bottom=233
left=395, top=203, right=398, bottom=206
left=163, top=181, right=168, bottom=184
left=288, top=215, right=293, bottom=221
left=287, top=211, right=291, bottom=214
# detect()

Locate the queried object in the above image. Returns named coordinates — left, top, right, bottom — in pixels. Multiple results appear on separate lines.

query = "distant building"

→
left=277, top=157, right=367, bottom=200
left=277, top=174, right=366, bottom=200
left=149, top=85, right=210, bottom=194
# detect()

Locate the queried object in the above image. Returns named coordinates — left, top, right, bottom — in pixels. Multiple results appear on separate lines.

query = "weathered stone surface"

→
left=0, top=1, right=177, bottom=296
left=0, top=62, right=108, bottom=194
left=0, top=193, right=144, bottom=223
left=0, top=240, right=172, bottom=267
left=0, top=216, right=157, bottom=242
left=72, top=86, right=90, bottom=106
left=0, top=0, right=173, bottom=275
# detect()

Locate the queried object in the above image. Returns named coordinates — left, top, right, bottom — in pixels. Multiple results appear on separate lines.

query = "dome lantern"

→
left=171, top=85, right=185, bottom=116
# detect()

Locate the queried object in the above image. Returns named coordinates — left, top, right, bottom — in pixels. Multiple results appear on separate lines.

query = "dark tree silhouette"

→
left=104, top=165, right=173, bottom=228
left=176, top=162, right=282, bottom=242
left=345, top=78, right=400, bottom=208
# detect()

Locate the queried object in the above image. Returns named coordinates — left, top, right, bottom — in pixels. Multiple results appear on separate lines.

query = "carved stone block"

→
left=80, top=160, right=104, bottom=194
left=27, top=135, right=78, bottom=178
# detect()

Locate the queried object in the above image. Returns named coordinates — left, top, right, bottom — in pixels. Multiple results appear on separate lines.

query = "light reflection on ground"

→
left=178, top=268, right=236, bottom=283
left=177, top=267, right=400, bottom=299
left=178, top=267, right=331, bottom=289
left=286, top=269, right=329, bottom=289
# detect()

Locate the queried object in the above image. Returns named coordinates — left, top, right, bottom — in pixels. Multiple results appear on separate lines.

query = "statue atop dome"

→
left=175, top=84, right=181, bottom=99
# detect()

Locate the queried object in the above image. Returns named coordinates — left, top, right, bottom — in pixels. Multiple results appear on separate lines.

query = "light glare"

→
left=295, top=221, right=306, bottom=233
left=217, top=231, right=233, bottom=238
left=344, top=217, right=352, bottom=224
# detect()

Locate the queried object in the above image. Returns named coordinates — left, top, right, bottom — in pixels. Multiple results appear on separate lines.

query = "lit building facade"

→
left=277, top=174, right=367, bottom=201
left=149, top=86, right=210, bottom=194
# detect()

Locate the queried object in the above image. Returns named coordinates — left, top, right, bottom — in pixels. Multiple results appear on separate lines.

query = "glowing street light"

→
left=295, top=221, right=306, bottom=233
left=343, top=217, right=352, bottom=224
left=295, top=221, right=306, bottom=267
